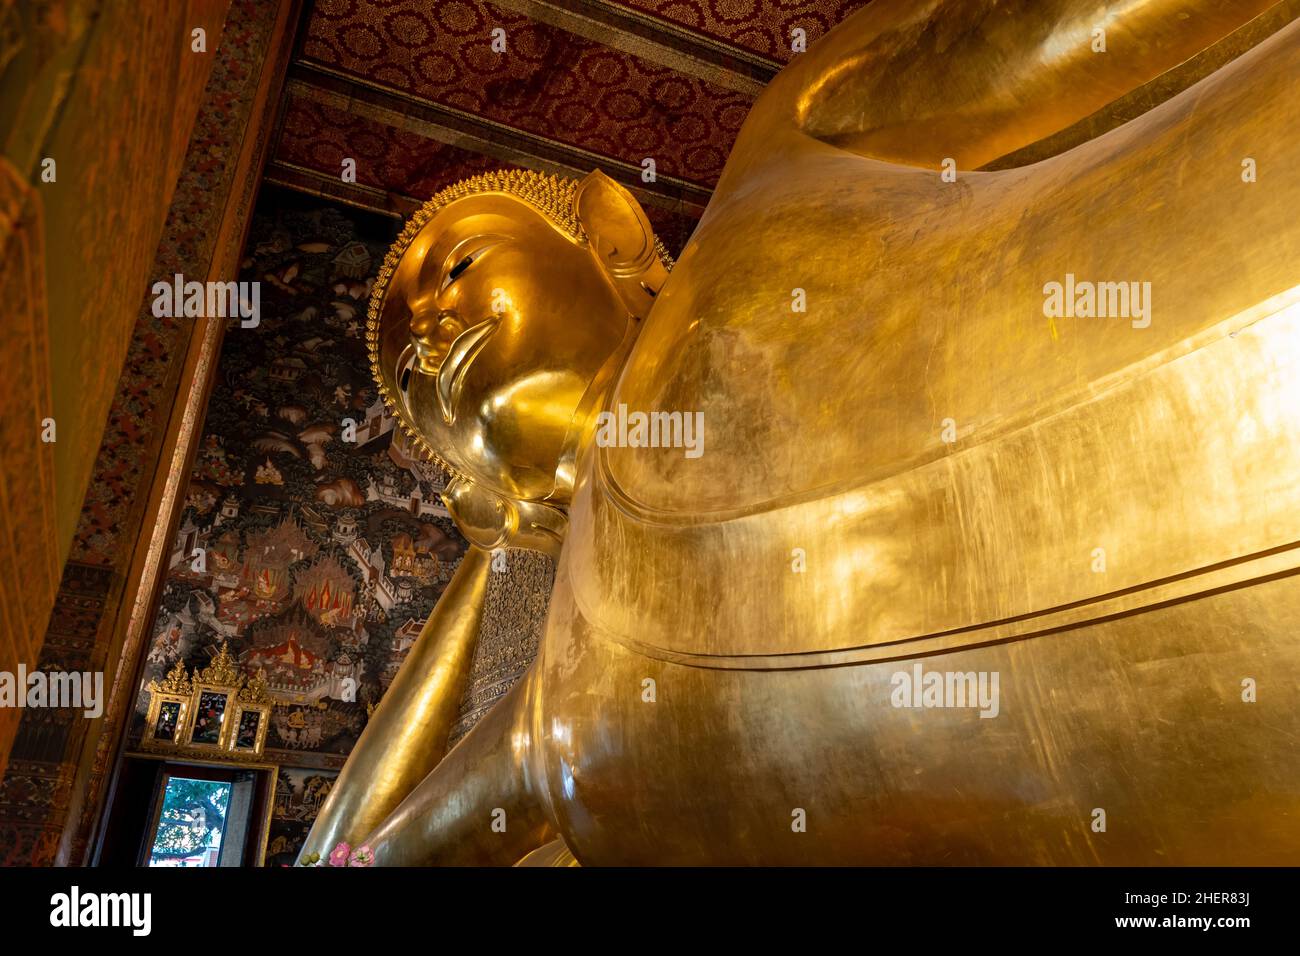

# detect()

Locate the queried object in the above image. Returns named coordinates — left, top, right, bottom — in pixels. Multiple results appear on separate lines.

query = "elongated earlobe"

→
left=574, top=170, right=669, bottom=316
left=442, top=477, right=568, bottom=559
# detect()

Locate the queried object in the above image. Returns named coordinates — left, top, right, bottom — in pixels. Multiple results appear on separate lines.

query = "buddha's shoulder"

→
left=567, top=284, right=1300, bottom=661
left=557, top=16, right=1300, bottom=660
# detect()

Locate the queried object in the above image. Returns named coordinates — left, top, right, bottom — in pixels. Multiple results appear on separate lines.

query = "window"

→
left=145, top=775, right=232, bottom=867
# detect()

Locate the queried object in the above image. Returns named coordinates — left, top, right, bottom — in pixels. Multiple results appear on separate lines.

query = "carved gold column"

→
left=298, top=545, right=492, bottom=861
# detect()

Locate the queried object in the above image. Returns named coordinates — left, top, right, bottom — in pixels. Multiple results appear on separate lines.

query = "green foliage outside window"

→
left=148, top=777, right=231, bottom=865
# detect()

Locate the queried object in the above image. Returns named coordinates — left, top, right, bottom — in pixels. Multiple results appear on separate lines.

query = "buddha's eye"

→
left=448, top=256, right=473, bottom=282
left=439, top=239, right=501, bottom=293
left=440, top=256, right=473, bottom=293
left=396, top=347, right=417, bottom=394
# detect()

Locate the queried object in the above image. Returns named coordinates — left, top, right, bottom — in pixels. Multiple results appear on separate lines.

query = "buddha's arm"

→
left=760, top=0, right=1281, bottom=170
left=297, top=546, right=492, bottom=863
left=360, top=669, right=556, bottom=866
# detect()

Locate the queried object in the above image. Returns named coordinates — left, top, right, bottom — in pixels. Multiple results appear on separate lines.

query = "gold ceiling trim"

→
left=489, top=0, right=777, bottom=95
left=286, top=62, right=712, bottom=215
left=263, top=160, right=415, bottom=219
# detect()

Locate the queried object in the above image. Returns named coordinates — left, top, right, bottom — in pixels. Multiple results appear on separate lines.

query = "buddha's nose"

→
left=411, top=308, right=466, bottom=372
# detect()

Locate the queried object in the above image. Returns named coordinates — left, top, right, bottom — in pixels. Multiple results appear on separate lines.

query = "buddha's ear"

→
left=574, top=170, right=668, bottom=315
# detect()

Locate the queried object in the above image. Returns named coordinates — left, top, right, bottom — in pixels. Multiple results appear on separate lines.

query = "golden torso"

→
left=312, top=1, right=1300, bottom=868
left=530, top=11, right=1300, bottom=864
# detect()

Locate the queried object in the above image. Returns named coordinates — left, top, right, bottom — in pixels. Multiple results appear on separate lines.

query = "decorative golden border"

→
left=227, top=702, right=272, bottom=755
left=182, top=682, right=237, bottom=751
left=141, top=646, right=275, bottom=763
left=142, top=694, right=189, bottom=748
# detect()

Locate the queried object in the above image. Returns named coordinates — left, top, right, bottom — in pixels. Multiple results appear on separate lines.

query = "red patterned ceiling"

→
left=273, top=1, right=875, bottom=254
left=276, top=93, right=701, bottom=252
left=278, top=95, right=500, bottom=197
left=610, top=0, right=870, bottom=61
left=300, top=0, right=753, bottom=187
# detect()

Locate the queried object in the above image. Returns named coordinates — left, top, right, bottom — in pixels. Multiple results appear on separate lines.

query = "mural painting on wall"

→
left=265, top=767, right=340, bottom=865
left=132, top=191, right=467, bottom=763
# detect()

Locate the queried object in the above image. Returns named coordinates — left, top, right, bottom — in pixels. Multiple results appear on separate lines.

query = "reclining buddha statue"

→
left=301, top=0, right=1300, bottom=865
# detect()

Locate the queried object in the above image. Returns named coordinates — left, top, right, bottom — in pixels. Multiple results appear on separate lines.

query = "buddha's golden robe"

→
left=316, top=0, right=1300, bottom=865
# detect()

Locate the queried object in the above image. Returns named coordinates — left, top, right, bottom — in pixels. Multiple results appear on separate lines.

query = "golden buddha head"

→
left=368, top=169, right=672, bottom=522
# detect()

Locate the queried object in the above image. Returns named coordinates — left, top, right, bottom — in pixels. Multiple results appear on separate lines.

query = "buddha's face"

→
left=382, top=193, right=634, bottom=502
